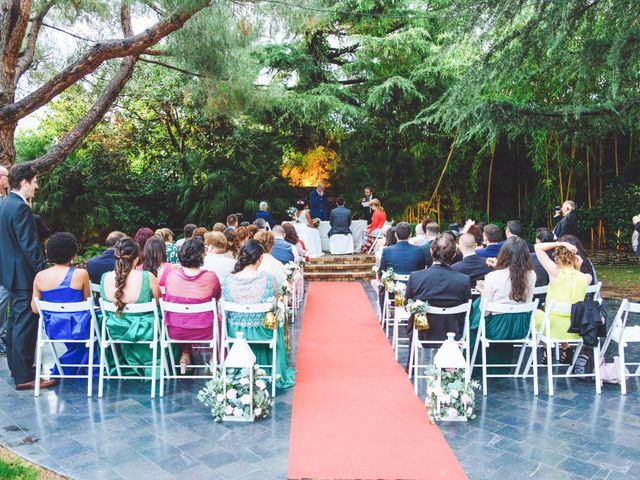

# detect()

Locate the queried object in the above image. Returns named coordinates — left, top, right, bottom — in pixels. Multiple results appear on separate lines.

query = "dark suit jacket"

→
left=553, top=210, right=578, bottom=239
left=309, top=189, right=329, bottom=221
left=361, top=195, right=373, bottom=223
left=405, top=264, right=471, bottom=342
left=328, top=206, right=352, bottom=236
left=475, top=241, right=505, bottom=258
left=450, top=253, right=491, bottom=286
left=271, top=238, right=295, bottom=264
left=0, top=192, right=46, bottom=290
left=380, top=241, right=425, bottom=275
left=422, top=239, right=434, bottom=267
left=255, top=210, right=276, bottom=228
left=530, top=252, right=550, bottom=288
left=87, top=249, right=116, bottom=285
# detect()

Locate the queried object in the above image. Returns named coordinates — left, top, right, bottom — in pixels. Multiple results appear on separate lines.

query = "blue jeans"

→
left=0, top=285, right=9, bottom=344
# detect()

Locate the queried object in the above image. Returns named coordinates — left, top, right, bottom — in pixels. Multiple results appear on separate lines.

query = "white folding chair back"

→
left=389, top=274, right=411, bottom=359
left=366, top=221, right=392, bottom=254
left=532, top=285, right=548, bottom=296
left=98, top=298, right=160, bottom=398
left=33, top=298, right=97, bottom=397
left=409, top=300, right=472, bottom=394
left=381, top=273, right=410, bottom=337
left=601, top=299, right=640, bottom=394
left=330, top=234, right=355, bottom=255
left=469, top=299, right=539, bottom=396
left=526, top=300, right=602, bottom=395
left=220, top=300, right=279, bottom=397
left=158, top=299, right=219, bottom=397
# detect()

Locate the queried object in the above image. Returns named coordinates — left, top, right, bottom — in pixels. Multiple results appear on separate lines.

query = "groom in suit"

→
left=0, top=163, right=52, bottom=390
left=328, top=196, right=352, bottom=237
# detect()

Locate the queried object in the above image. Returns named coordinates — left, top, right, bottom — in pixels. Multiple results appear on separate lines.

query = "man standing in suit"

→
left=360, top=186, right=374, bottom=223
left=309, top=182, right=329, bottom=221
left=328, top=197, right=352, bottom=237
left=0, top=165, right=9, bottom=355
left=87, top=231, right=126, bottom=284
left=405, top=235, right=472, bottom=368
left=0, top=164, right=52, bottom=390
left=451, top=233, right=492, bottom=287
left=553, top=200, right=578, bottom=239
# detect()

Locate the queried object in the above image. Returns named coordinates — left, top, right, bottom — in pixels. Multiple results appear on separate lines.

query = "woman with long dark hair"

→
left=469, top=236, right=537, bottom=373
left=142, top=236, right=174, bottom=289
left=100, top=238, right=161, bottom=376
left=221, top=240, right=295, bottom=390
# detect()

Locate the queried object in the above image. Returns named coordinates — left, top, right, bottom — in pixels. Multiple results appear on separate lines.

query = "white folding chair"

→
left=469, top=300, right=539, bottom=396
left=98, top=299, right=161, bottom=398
left=382, top=273, right=410, bottom=338
left=158, top=299, right=218, bottom=397
left=526, top=300, right=602, bottom=395
left=366, top=221, right=392, bottom=254
left=533, top=285, right=548, bottom=297
left=409, top=300, right=472, bottom=394
left=33, top=298, right=97, bottom=397
left=330, top=234, right=354, bottom=255
left=389, top=274, right=410, bottom=359
left=220, top=300, right=278, bottom=398
left=601, top=299, right=640, bottom=395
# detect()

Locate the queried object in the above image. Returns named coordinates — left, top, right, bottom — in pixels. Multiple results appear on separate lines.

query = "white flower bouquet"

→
left=371, top=265, right=379, bottom=277
left=287, top=206, right=297, bottom=220
left=197, top=366, right=272, bottom=422
left=393, top=282, right=407, bottom=306
left=284, top=261, right=300, bottom=282
left=311, top=217, right=321, bottom=228
left=380, top=267, right=396, bottom=291
left=424, top=365, right=479, bottom=424
left=405, top=299, right=430, bottom=330
left=263, top=296, right=282, bottom=329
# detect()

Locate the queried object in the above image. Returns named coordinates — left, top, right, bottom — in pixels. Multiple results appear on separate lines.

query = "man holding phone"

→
left=553, top=200, right=578, bottom=239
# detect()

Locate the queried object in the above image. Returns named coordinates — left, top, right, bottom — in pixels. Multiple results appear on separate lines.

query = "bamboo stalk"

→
left=614, top=135, right=619, bottom=176
left=556, top=134, right=564, bottom=203
left=566, top=140, right=575, bottom=201
left=586, top=146, right=593, bottom=246
left=426, top=135, right=457, bottom=215
left=486, top=141, right=496, bottom=219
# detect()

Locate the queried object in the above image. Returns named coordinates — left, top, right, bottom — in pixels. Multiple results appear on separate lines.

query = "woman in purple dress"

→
left=163, top=237, right=221, bottom=373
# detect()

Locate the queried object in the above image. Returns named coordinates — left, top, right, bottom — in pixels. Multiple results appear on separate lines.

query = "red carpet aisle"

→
left=288, top=282, right=466, bottom=480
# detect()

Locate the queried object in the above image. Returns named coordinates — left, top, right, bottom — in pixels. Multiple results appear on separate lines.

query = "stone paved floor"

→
left=0, top=283, right=639, bottom=479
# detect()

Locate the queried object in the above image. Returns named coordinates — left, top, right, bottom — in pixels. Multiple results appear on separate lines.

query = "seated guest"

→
left=224, top=230, right=237, bottom=258
left=203, top=231, right=236, bottom=280
left=282, top=223, right=305, bottom=262
left=222, top=240, right=295, bottom=389
left=467, top=224, right=484, bottom=246
left=87, top=231, right=126, bottom=284
left=164, top=237, right=221, bottom=374
left=226, top=214, right=239, bottom=231
left=451, top=233, right=492, bottom=286
left=240, top=221, right=250, bottom=227
left=212, top=222, right=226, bottom=233
left=31, top=232, right=94, bottom=378
left=475, top=224, right=505, bottom=258
left=360, top=199, right=387, bottom=253
left=193, top=227, right=208, bottom=239
left=176, top=223, right=197, bottom=249
left=234, top=226, right=250, bottom=252
left=247, top=224, right=259, bottom=239
left=272, top=225, right=297, bottom=264
left=328, top=196, right=352, bottom=237
left=142, top=236, right=175, bottom=288
left=531, top=228, right=554, bottom=287
left=559, top=234, right=597, bottom=285
left=134, top=227, right=154, bottom=259
left=443, top=230, right=463, bottom=265
left=505, top=220, right=523, bottom=240
left=100, top=238, right=162, bottom=376
left=375, top=227, right=397, bottom=265
left=405, top=235, right=472, bottom=358
left=155, top=228, right=179, bottom=264
left=469, top=237, right=536, bottom=373
left=409, top=217, right=430, bottom=247
left=534, top=240, right=591, bottom=362
left=255, top=201, right=276, bottom=229
left=254, top=218, right=269, bottom=231
left=379, top=222, right=425, bottom=275
left=255, top=230, right=287, bottom=287
left=421, top=222, right=440, bottom=267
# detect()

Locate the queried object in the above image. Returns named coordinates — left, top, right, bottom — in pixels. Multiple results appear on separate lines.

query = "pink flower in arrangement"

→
left=447, top=408, right=459, bottom=419
left=224, top=405, right=234, bottom=415
left=461, top=394, right=471, bottom=405
left=226, top=388, right=238, bottom=400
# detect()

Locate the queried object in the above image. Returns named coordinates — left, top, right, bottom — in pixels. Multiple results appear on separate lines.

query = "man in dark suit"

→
left=0, top=164, right=52, bottom=390
left=553, top=200, right=578, bottom=239
left=328, top=197, right=352, bottom=237
left=271, top=225, right=296, bottom=264
left=0, top=165, right=9, bottom=355
left=309, top=182, right=329, bottom=221
left=405, top=234, right=472, bottom=367
left=531, top=227, right=554, bottom=287
left=451, top=233, right=491, bottom=287
left=379, top=222, right=425, bottom=275
left=360, top=186, right=374, bottom=223
left=475, top=224, right=505, bottom=258
left=87, top=231, right=126, bottom=284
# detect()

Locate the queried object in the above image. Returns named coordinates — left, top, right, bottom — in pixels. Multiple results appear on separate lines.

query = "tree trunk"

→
left=0, top=120, right=15, bottom=166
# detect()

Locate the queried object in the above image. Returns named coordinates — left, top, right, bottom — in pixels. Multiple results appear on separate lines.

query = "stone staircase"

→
left=304, top=254, right=376, bottom=282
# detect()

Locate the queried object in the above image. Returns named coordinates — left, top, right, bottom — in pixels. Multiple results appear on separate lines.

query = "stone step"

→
left=308, top=254, right=376, bottom=265
left=305, top=263, right=375, bottom=273
left=305, top=271, right=373, bottom=282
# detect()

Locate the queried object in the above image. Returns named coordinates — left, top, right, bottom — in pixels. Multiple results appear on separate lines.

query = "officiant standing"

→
left=361, top=186, right=374, bottom=223
left=309, top=181, right=329, bottom=221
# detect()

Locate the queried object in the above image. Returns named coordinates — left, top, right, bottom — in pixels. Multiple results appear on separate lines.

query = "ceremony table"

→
left=283, top=220, right=367, bottom=252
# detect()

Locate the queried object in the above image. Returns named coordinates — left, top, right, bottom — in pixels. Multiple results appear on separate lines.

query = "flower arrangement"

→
left=287, top=206, right=297, bottom=220
left=197, top=366, right=272, bottom=422
left=424, top=365, right=479, bottom=424
left=371, top=265, right=379, bottom=277
left=284, top=262, right=300, bottom=282
left=312, top=217, right=321, bottom=228
left=393, top=282, right=407, bottom=306
left=279, top=283, right=292, bottom=299
left=380, top=267, right=396, bottom=291
left=263, top=296, right=282, bottom=329
left=405, top=299, right=430, bottom=330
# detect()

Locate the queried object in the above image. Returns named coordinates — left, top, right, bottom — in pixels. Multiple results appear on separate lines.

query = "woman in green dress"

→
left=534, top=240, right=592, bottom=362
left=470, top=236, right=537, bottom=373
left=100, top=238, right=162, bottom=376
left=222, top=240, right=295, bottom=390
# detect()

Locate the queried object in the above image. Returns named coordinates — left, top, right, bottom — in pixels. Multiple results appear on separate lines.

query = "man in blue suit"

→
left=86, top=231, right=126, bottom=284
left=309, top=182, right=329, bottom=221
left=328, top=196, right=352, bottom=237
left=475, top=224, right=505, bottom=258
left=379, top=222, right=426, bottom=275
left=0, top=164, right=51, bottom=390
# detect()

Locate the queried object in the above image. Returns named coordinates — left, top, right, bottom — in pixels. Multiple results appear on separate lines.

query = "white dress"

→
left=294, top=210, right=323, bottom=257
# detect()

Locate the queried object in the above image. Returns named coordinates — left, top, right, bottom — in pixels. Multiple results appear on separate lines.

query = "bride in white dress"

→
left=293, top=200, right=323, bottom=257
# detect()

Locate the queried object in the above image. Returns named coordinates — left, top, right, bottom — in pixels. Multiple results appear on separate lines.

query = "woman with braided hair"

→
left=100, top=237, right=161, bottom=376
left=222, top=239, right=295, bottom=390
